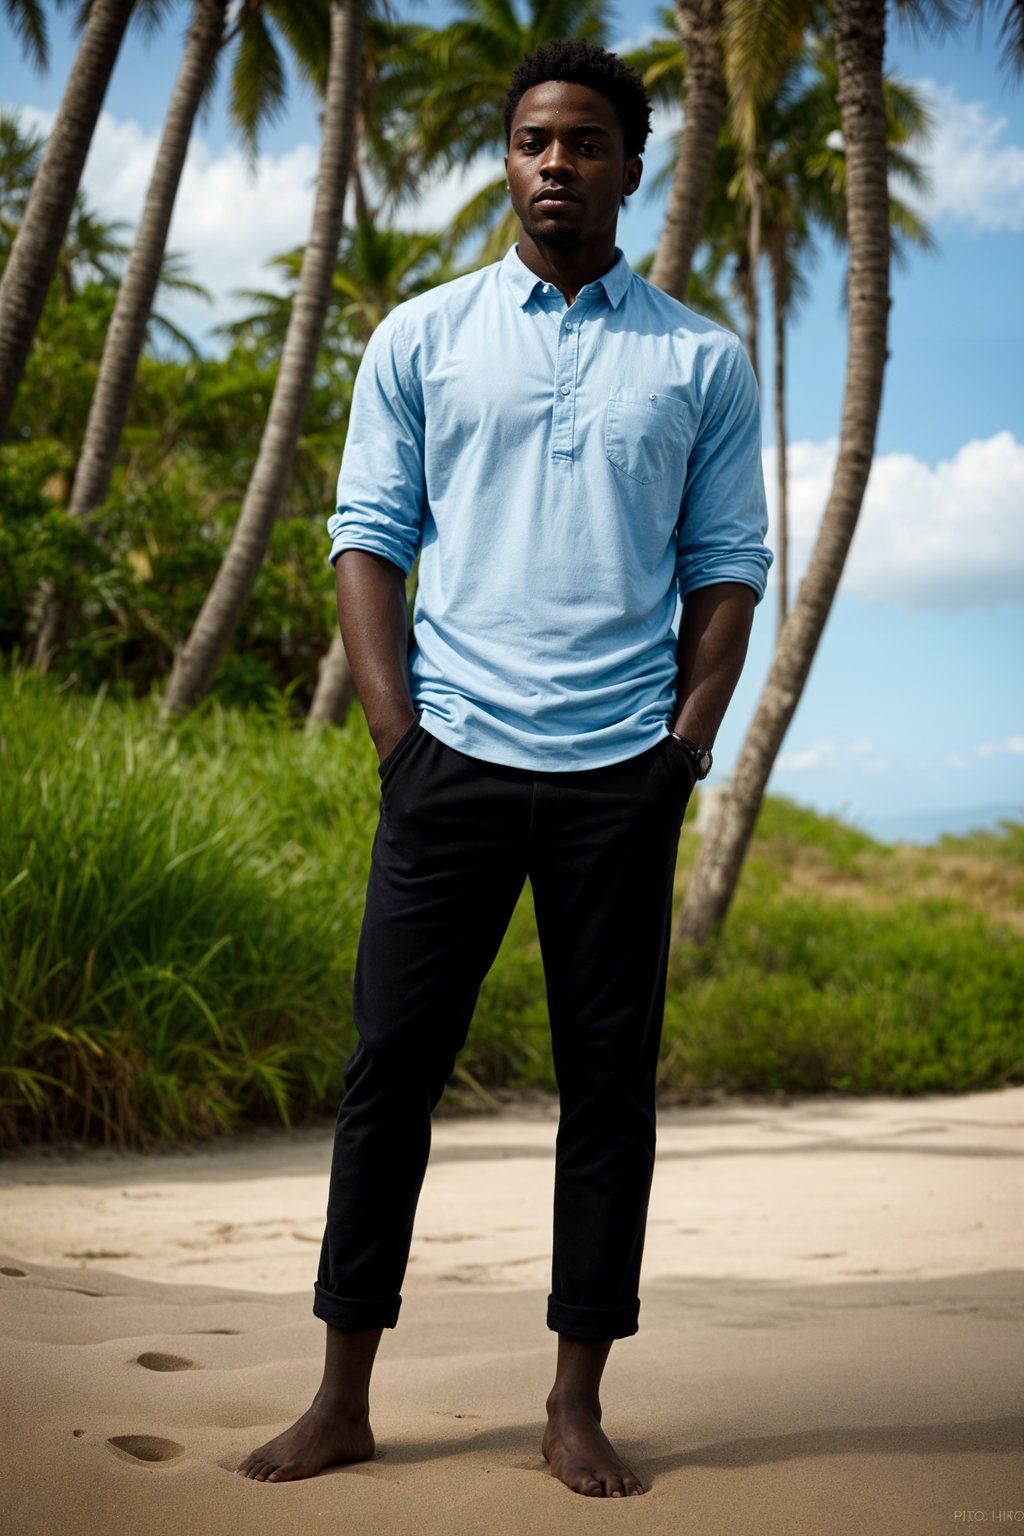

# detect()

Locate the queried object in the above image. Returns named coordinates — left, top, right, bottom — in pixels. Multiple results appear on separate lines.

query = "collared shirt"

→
left=327, top=242, right=772, bottom=771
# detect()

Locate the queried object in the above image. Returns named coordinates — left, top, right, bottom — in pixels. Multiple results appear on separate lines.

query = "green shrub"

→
left=1, top=672, right=373, bottom=1147
left=1, top=673, right=1021, bottom=1149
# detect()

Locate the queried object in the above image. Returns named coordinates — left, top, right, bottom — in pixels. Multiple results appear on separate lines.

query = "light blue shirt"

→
left=327, top=242, right=772, bottom=770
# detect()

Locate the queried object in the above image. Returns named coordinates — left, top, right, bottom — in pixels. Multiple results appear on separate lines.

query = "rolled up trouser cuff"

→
left=313, top=1282, right=401, bottom=1332
left=546, top=1295, right=640, bottom=1340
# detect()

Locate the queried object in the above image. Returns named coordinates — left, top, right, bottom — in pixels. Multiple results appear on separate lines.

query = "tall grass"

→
left=1, top=673, right=374, bottom=1147
left=1, top=672, right=1022, bottom=1151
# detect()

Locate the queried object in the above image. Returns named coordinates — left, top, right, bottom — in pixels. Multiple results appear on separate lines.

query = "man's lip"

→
left=533, top=190, right=581, bottom=204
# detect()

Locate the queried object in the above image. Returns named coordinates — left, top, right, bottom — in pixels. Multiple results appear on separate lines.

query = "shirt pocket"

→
left=604, top=386, right=693, bottom=486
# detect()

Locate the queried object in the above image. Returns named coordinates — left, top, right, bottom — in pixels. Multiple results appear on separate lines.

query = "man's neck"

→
left=515, top=233, right=620, bottom=307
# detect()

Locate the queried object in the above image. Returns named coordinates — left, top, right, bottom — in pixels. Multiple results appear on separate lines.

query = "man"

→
left=238, top=39, right=771, bottom=1499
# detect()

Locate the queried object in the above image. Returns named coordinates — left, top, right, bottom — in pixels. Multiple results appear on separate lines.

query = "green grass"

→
left=1, top=673, right=374, bottom=1147
left=1, top=672, right=1022, bottom=1150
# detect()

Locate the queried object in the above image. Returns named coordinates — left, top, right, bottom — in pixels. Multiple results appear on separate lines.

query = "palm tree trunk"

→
left=351, top=156, right=371, bottom=225
left=742, top=156, right=761, bottom=382
left=68, top=0, right=227, bottom=521
left=674, top=0, right=890, bottom=948
left=770, top=235, right=788, bottom=641
left=162, top=0, right=367, bottom=717
left=306, top=630, right=356, bottom=728
left=649, top=0, right=725, bottom=301
left=0, top=0, right=134, bottom=441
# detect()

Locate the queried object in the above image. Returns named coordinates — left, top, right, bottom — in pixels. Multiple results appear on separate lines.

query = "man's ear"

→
left=624, top=155, right=643, bottom=199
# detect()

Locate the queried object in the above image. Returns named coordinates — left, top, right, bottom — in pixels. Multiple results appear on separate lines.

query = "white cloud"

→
left=977, top=737, right=1024, bottom=759
left=779, top=736, right=1023, bottom=782
left=17, top=103, right=322, bottom=338
left=764, top=431, right=1024, bottom=610
left=948, top=738, right=1024, bottom=771
left=777, top=739, right=837, bottom=771
left=776, top=739, right=886, bottom=773
left=904, top=79, right=1024, bottom=233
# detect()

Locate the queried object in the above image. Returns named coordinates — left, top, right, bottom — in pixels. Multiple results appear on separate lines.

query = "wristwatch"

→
left=667, top=731, right=713, bottom=780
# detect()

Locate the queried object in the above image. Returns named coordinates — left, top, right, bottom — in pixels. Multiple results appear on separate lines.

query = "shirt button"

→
left=565, top=321, right=574, bottom=331
left=649, top=392, right=657, bottom=400
left=560, top=384, right=570, bottom=395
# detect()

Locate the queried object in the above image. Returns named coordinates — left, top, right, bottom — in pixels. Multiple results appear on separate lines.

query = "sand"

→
left=2, top=1087, right=1022, bottom=1535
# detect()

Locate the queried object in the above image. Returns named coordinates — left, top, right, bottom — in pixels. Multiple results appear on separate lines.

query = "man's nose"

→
left=539, top=139, right=575, bottom=177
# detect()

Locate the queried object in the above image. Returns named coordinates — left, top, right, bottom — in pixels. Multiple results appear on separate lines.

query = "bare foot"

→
left=541, top=1391, right=645, bottom=1497
left=236, top=1394, right=374, bottom=1482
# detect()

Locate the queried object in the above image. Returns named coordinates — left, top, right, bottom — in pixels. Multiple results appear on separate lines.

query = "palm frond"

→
left=157, top=248, right=213, bottom=302
left=147, top=309, right=204, bottom=360
left=265, top=0, right=332, bottom=90
left=4, top=0, right=47, bottom=70
left=967, top=0, right=1024, bottom=78
left=448, top=171, right=511, bottom=246
left=230, top=4, right=288, bottom=157
left=722, top=0, right=812, bottom=152
left=889, top=0, right=965, bottom=46
left=129, top=0, right=177, bottom=44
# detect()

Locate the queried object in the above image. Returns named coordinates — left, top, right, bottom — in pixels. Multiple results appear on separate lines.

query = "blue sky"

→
left=3, top=1, right=1022, bottom=841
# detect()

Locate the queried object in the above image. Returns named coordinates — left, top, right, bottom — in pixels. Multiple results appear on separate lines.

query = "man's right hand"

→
left=374, top=711, right=418, bottom=766
left=333, top=550, right=417, bottom=766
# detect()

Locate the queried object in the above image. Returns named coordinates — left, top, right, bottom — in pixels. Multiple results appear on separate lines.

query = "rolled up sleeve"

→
left=327, top=312, right=425, bottom=575
left=675, top=334, right=773, bottom=604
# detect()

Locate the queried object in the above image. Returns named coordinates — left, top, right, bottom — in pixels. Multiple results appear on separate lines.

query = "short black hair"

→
left=503, top=39, right=652, bottom=160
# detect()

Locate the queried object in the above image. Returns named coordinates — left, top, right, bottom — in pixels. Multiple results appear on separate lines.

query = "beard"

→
left=520, top=216, right=582, bottom=250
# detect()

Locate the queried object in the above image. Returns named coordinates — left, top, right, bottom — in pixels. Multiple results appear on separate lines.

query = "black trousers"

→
left=314, top=716, right=693, bottom=1341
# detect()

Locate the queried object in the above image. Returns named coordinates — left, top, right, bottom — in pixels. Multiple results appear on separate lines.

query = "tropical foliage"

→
left=3, top=674, right=1021, bottom=1150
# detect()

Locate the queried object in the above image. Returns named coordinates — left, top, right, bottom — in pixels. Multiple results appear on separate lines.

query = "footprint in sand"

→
left=1, top=1266, right=27, bottom=1276
left=107, top=1435, right=184, bottom=1464
left=136, top=1352, right=199, bottom=1372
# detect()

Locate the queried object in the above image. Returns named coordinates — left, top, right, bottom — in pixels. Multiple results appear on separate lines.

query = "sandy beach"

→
left=2, top=1087, right=1022, bottom=1535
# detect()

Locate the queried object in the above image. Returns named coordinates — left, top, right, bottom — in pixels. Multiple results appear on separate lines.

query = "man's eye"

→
left=579, top=142, right=603, bottom=153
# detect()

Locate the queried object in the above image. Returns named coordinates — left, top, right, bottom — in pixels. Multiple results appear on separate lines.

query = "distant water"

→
left=855, top=802, right=1024, bottom=846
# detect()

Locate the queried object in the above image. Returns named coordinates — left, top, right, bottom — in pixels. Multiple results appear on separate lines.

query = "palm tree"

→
left=0, top=0, right=143, bottom=441
left=721, top=2, right=825, bottom=380
left=675, top=0, right=893, bottom=947
left=162, top=0, right=368, bottom=716
left=68, top=0, right=335, bottom=526
left=762, top=43, right=933, bottom=632
left=647, top=0, right=726, bottom=300
left=65, top=0, right=230, bottom=523
left=1, top=109, right=210, bottom=337
left=1, top=121, right=212, bottom=564
left=220, top=223, right=455, bottom=358
left=690, top=42, right=931, bottom=632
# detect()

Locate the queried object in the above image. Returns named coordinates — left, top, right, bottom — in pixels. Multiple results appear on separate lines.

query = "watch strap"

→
left=667, top=732, right=713, bottom=780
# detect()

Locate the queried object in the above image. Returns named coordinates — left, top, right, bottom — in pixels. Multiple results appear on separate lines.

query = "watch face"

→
left=699, top=751, right=712, bottom=777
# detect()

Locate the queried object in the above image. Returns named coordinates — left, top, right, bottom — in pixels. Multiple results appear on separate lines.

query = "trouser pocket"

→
left=378, top=712, right=422, bottom=779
